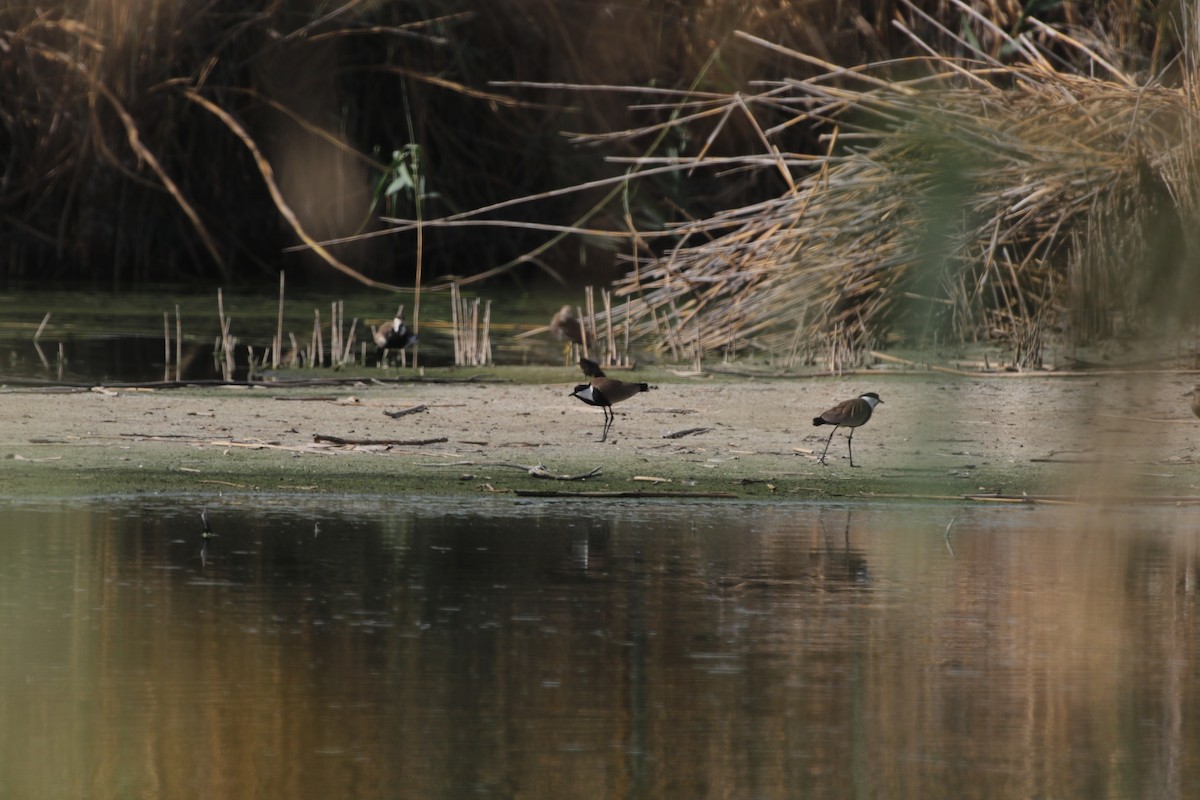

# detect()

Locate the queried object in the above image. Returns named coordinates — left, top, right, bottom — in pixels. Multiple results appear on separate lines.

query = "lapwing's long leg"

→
left=847, top=427, right=857, bottom=468
left=602, top=406, right=614, bottom=442
left=818, top=426, right=839, bottom=465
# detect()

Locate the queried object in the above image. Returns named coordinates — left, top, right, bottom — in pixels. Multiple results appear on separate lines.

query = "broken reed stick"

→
left=216, top=289, right=236, bottom=382
left=342, top=317, right=357, bottom=364
left=312, top=308, right=323, bottom=367
left=313, top=433, right=447, bottom=446
left=623, top=299, right=631, bottom=368
left=162, top=311, right=171, bottom=383
left=336, top=301, right=343, bottom=365
left=331, top=299, right=340, bottom=367
left=34, top=311, right=51, bottom=342
left=466, top=297, right=477, bottom=365
left=450, top=282, right=462, bottom=364
left=481, top=299, right=492, bottom=365
left=384, top=404, right=428, bottom=418
left=274, top=271, right=284, bottom=369
left=602, top=288, right=617, bottom=366
left=584, top=286, right=597, bottom=360
left=32, top=311, right=52, bottom=370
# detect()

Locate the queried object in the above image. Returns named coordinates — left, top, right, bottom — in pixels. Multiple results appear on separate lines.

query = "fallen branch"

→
left=313, top=434, right=448, bottom=446
left=528, top=464, right=602, bottom=481
left=384, top=404, right=428, bottom=418
left=663, top=427, right=711, bottom=439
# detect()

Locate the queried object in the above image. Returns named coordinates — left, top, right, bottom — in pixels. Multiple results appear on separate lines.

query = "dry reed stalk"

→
left=163, top=311, right=171, bottom=383
left=602, top=289, right=617, bottom=366
left=175, top=306, right=182, bottom=382
left=342, top=318, right=358, bottom=365
left=33, top=312, right=51, bottom=370
left=449, top=284, right=493, bottom=366
left=330, top=302, right=340, bottom=366
left=450, top=282, right=462, bottom=364
left=217, top=289, right=236, bottom=382
left=584, top=287, right=597, bottom=361
left=312, top=309, right=324, bottom=368
left=274, top=272, right=285, bottom=369
left=288, top=333, right=300, bottom=368
left=481, top=300, right=492, bottom=365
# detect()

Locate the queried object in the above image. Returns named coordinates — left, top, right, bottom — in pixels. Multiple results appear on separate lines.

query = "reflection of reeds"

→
left=33, top=312, right=51, bottom=371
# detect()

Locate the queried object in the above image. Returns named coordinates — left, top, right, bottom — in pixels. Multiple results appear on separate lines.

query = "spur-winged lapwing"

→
left=579, top=357, right=605, bottom=378
left=813, top=392, right=883, bottom=467
left=571, top=377, right=652, bottom=442
left=1187, top=386, right=1200, bottom=419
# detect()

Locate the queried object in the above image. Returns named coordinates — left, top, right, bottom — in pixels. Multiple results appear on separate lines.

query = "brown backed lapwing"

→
left=813, top=392, right=883, bottom=467
left=550, top=305, right=586, bottom=345
left=571, top=376, right=653, bottom=442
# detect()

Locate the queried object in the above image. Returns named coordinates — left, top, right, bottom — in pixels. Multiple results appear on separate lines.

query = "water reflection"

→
left=0, top=497, right=1197, bottom=798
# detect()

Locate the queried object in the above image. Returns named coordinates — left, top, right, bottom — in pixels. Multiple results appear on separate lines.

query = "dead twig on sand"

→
left=384, top=404, right=428, bottom=418
left=663, top=427, right=711, bottom=439
left=314, top=434, right=447, bottom=446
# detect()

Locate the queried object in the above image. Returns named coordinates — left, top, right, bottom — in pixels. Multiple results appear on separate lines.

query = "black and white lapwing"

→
left=570, top=376, right=653, bottom=442
left=371, top=311, right=416, bottom=364
left=812, top=392, right=883, bottom=467
left=579, top=356, right=605, bottom=378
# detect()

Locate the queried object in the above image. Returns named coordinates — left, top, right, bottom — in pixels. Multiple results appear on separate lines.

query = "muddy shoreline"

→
left=3, top=367, right=1200, bottom=503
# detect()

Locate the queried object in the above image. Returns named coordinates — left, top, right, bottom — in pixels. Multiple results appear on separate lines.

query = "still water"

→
left=1, top=496, right=1197, bottom=799
left=0, top=287, right=563, bottom=383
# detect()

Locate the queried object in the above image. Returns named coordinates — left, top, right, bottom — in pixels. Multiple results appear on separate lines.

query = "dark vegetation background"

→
left=0, top=1, right=1178, bottom=291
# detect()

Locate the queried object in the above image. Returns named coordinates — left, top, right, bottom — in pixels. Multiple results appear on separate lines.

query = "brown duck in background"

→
left=550, top=305, right=586, bottom=345
left=550, top=305, right=592, bottom=364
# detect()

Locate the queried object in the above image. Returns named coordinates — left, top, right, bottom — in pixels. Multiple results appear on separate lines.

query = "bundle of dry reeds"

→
left=601, top=3, right=1199, bottom=367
